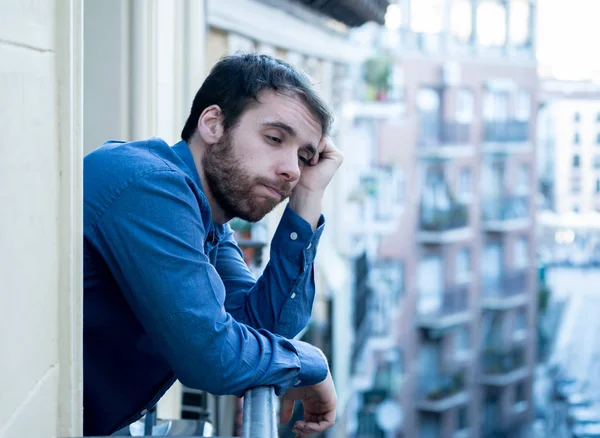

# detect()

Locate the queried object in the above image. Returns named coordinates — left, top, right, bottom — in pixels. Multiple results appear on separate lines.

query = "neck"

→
left=188, top=138, right=230, bottom=225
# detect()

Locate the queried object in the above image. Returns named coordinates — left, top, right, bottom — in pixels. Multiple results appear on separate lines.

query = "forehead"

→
left=242, top=90, right=323, bottom=141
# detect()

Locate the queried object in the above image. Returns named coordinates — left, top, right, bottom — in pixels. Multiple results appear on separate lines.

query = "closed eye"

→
left=298, top=156, right=309, bottom=165
left=265, top=135, right=282, bottom=144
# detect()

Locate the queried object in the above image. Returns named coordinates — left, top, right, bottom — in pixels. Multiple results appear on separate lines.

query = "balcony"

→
left=418, top=283, right=471, bottom=330
left=417, top=371, right=469, bottom=412
left=418, top=121, right=474, bottom=159
left=480, top=347, right=529, bottom=386
left=483, top=120, right=531, bottom=153
left=418, top=203, right=472, bottom=244
left=482, top=195, right=531, bottom=231
left=481, top=269, right=530, bottom=310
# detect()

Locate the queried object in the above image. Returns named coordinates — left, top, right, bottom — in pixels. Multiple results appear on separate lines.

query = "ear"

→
left=197, top=105, right=224, bottom=145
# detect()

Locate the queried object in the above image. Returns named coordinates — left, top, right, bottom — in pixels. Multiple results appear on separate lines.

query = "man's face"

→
left=202, top=90, right=323, bottom=222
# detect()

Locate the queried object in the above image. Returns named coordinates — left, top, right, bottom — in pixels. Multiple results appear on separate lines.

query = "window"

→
left=417, top=256, right=443, bottom=316
left=573, top=154, right=581, bottom=168
left=574, top=132, right=581, bottom=144
left=455, top=326, right=470, bottom=353
left=515, top=236, right=529, bottom=268
left=457, top=406, right=469, bottom=430
left=483, top=90, right=509, bottom=121
left=572, top=177, right=581, bottom=194
left=509, top=0, right=530, bottom=45
left=456, top=247, right=472, bottom=282
left=450, top=0, right=473, bottom=42
left=477, top=1, right=507, bottom=47
left=518, top=163, right=529, bottom=191
left=411, top=0, right=444, bottom=33
left=456, top=89, right=474, bottom=123
left=596, top=178, right=600, bottom=193
left=597, top=132, right=600, bottom=144
left=597, top=112, right=600, bottom=122
left=457, top=167, right=473, bottom=198
left=594, top=156, right=600, bottom=168
left=515, top=381, right=527, bottom=403
left=574, top=112, right=581, bottom=122
left=515, top=308, right=527, bottom=332
left=515, top=90, right=531, bottom=120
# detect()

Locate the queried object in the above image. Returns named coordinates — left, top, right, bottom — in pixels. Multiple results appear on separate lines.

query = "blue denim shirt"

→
left=83, top=138, right=328, bottom=436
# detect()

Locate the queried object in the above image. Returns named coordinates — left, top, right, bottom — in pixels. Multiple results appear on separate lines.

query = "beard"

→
left=202, top=129, right=292, bottom=222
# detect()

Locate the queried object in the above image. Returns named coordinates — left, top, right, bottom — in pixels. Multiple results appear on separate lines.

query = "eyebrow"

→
left=262, top=121, right=317, bottom=156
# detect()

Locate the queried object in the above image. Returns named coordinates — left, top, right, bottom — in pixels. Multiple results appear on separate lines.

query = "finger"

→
left=280, top=399, right=295, bottom=424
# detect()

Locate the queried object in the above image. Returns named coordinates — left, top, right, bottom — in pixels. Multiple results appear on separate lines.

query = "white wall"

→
left=0, top=1, right=83, bottom=437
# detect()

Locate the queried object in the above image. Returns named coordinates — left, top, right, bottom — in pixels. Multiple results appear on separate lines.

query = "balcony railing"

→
left=418, top=371, right=467, bottom=411
left=483, top=120, right=529, bottom=143
left=420, top=202, right=469, bottom=232
left=419, top=121, right=472, bottom=147
left=482, top=195, right=529, bottom=222
left=482, top=269, right=529, bottom=301
left=418, top=283, right=470, bottom=329
left=481, top=347, right=527, bottom=377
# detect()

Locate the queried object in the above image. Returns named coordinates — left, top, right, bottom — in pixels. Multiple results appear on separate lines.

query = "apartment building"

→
left=348, top=1, right=539, bottom=437
left=538, top=80, right=600, bottom=215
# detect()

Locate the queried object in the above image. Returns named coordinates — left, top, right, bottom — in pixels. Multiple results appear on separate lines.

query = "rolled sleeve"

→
left=287, top=339, right=329, bottom=387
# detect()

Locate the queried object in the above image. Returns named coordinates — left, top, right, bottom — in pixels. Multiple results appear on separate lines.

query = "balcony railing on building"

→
left=418, top=120, right=473, bottom=159
left=483, top=120, right=529, bottom=145
left=352, top=257, right=402, bottom=371
left=481, top=347, right=529, bottom=386
left=482, top=195, right=530, bottom=231
left=418, top=283, right=471, bottom=330
left=482, top=269, right=530, bottom=309
left=418, top=201, right=472, bottom=243
left=417, top=370, right=468, bottom=412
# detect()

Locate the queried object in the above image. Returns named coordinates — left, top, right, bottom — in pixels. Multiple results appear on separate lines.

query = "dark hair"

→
left=181, top=53, right=334, bottom=142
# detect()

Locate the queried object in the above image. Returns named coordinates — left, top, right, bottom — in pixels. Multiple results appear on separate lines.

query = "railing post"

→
left=242, top=387, right=277, bottom=438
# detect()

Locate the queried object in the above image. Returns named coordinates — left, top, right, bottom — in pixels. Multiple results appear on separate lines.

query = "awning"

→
left=296, top=0, right=391, bottom=27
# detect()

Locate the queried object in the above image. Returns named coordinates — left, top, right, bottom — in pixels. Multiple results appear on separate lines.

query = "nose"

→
left=276, top=151, right=301, bottom=183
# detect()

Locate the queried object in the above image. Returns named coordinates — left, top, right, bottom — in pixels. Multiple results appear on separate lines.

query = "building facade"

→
left=347, top=1, right=540, bottom=437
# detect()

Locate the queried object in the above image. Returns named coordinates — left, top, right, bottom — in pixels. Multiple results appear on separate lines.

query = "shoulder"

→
left=84, top=138, right=211, bottom=230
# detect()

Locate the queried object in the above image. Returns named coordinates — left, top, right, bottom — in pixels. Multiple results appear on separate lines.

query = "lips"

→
left=261, top=184, right=285, bottom=200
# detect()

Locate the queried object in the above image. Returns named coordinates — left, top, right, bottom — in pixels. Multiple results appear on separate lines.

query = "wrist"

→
left=288, top=189, right=323, bottom=231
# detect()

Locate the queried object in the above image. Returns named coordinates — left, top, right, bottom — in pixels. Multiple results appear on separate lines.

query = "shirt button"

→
left=290, top=232, right=298, bottom=240
left=141, top=409, right=148, bottom=416
left=291, top=293, right=296, bottom=299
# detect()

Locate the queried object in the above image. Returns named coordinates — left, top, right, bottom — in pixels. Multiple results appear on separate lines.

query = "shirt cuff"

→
left=271, top=205, right=325, bottom=265
left=287, top=339, right=329, bottom=387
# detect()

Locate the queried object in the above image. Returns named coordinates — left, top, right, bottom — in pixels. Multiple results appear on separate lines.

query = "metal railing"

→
left=482, top=269, right=529, bottom=299
left=242, top=387, right=277, bottom=438
left=75, top=387, right=278, bottom=437
left=483, top=120, right=529, bottom=143
left=419, top=120, right=472, bottom=147
left=481, top=195, right=529, bottom=222
left=420, top=202, right=469, bottom=232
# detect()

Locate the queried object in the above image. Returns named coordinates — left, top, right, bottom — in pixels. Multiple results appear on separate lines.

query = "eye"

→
left=298, top=156, right=309, bottom=166
left=265, top=135, right=282, bottom=144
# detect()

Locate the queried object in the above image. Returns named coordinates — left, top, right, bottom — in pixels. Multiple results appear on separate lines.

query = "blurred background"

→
left=4, top=0, right=600, bottom=437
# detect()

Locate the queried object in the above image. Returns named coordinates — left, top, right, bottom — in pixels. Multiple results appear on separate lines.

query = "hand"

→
left=295, top=136, right=344, bottom=196
left=288, top=137, right=343, bottom=230
left=280, top=372, right=337, bottom=437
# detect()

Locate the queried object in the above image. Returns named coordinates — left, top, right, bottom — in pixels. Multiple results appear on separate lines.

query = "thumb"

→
left=280, top=398, right=295, bottom=424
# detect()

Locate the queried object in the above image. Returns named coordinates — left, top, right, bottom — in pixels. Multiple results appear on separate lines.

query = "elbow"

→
left=176, top=368, right=241, bottom=396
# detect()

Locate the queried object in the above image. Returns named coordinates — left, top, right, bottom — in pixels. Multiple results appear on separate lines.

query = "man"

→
left=84, top=53, right=343, bottom=437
